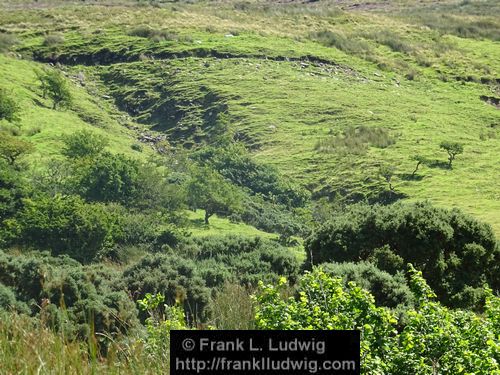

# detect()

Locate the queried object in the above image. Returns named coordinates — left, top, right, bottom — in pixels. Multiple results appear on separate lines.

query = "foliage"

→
left=0, top=251, right=139, bottom=343
left=0, top=132, right=34, bottom=165
left=321, top=261, right=414, bottom=309
left=61, top=129, right=109, bottom=159
left=12, top=194, right=121, bottom=263
left=36, top=69, right=72, bottom=109
left=440, top=141, right=464, bottom=168
left=137, top=293, right=188, bottom=363
left=0, top=89, right=20, bottom=122
left=254, top=266, right=500, bottom=374
left=254, top=268, right=397, bottom=373
left=123, top=253, right=211, bottom=324
left=305, top=201, right=499, bottom=309
left=73, top=152, right=140, bottom=204
left=191, top=145, right=309, bottom=208
left=186, top=166, right=244, bottom=224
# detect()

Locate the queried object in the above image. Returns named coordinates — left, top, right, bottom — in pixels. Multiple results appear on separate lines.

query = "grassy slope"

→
left=1, top=1, right=499, bottom=233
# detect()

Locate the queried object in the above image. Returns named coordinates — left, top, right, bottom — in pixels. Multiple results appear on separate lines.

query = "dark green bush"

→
left=123, top=254, right=211, bottom=323
left=0, top=89, right=19, bottom=122
left=306, top=202, right=499, bottom=309
left=0, top=251, right=138, bottom=343
left=13, top=194, right=121, bottom=263
left=0, top=282, right=30, bottom=314
left=191, top=144, right=309, bottom=208
left=322, top=261, right=414, bottom=309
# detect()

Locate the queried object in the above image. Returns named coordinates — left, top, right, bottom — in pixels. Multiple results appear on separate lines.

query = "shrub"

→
left=0, top=283, right=29, bottom=314
left=123, top=254, right=211, bottom=323
left=321, top=261, right=414, bottom=309
left=305, top=202, right=499, bottom=309
left=61, top=130, right=109, bottom=159
left=13, top=195, right=121, bottom=263
left=0, top=89, right=20, bottom=122
left=36, top=69, right=72, bottom=109
left=74, top=152, right=140, bottom=204
left=191, top=144, right=309, bottom=208
left=0, top=251, right=138, bottom=343
left=254, top=266, right=500, bottom=374
left=0, top=132, right=34, bottom=165
left=128, top=26, right=178, bottom=42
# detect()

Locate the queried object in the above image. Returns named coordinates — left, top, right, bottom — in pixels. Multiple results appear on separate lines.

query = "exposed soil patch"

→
left=480, top=95, right=500, bottom=109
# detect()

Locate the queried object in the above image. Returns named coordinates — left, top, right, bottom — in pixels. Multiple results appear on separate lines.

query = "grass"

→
left=0, top=0, right=498, bottom=235
left=0, top=312, right=167, bottom=374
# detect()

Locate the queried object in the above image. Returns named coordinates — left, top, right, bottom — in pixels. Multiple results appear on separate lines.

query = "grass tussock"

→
left=316, top=126, right=396, bottom=155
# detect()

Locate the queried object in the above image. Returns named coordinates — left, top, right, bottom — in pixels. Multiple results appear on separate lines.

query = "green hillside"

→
left=1, top=1, right=499, bottom=373
left=1, top=0, right=499, bottom=232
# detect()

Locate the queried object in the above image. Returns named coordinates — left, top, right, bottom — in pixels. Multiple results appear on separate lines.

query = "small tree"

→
left=410, top=154, right=425, bottom=177
left=0, top=89, right=19, bottom=122
left=37, top=69, right=72, bottom=109
left=440, top=141, right=463, bottom=169
left=62, top=129, right=108, bottom=159
left=0, top=133, right=34, bottom=165
left=186, top=167, right=243, bottom=224
left=379, top=164, right=396, bottom=191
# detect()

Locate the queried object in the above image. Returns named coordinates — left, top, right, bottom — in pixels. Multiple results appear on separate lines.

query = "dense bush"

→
left=255, top=266, right=500, bottom=374
left=0, top=251, right=138, bottom=342
left=123, top=253, right=211, bottom=323
left=0, top=89, right=20, bottom=122
left=74, top=152, right=141, bottom=204
left=236, top=196, right=306, bottom=244
left=321, top=261, right=414, bottom=309
left=306, top=202, right=499, bottom=308
left=123, top=235, right=301, bottom=322
left=61, top=129, right=109, bottom=159
left=191, top=145, right=309, bottom=208
left=185, top=235, right=301, bottom=285
left=13, top=194, right=121, bottom=263
left=36, top=69, right=72, bottom=109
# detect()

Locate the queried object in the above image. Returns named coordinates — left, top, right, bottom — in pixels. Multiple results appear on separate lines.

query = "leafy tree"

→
left=191, top=144, right=309, bottom=208
left=305, top=202, right=499, bottom=309
left=0, top=133, right=34, bottom=166
left=186, top=166, right=244, bottom=224
left=0, top=89, right=19, bottom=122
left=13, top=194, right=121, bottom=263
left=410, top=154, right=425, bottom=177
left=61, top=129, right=108, bottom=159
left=74, top=152, right=140, bottom=204
left=440, top=141, right=464, bottom=168
left=0, top=159, right=26, bottom=222
left=36, top=69, right=72, bottom=109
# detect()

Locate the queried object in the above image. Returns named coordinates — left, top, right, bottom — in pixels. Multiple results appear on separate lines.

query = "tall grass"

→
left=0, top=312, right=165, bottom=375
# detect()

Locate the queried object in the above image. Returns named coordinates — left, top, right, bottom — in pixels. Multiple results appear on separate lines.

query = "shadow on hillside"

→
left=427, top=160, right=450, bottom=170
left=369, top=190, right=408, bottom=205
left=399, top=173, right=424, bottom=181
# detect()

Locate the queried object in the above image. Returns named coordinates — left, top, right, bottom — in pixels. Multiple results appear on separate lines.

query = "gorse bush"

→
left=321, top=261, right=414, bottom=309
left=0, top=251, right=138, bottom=343
left=306, top=202, right=499, bottom=309
left=255, top=266, right=500, bottom=374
